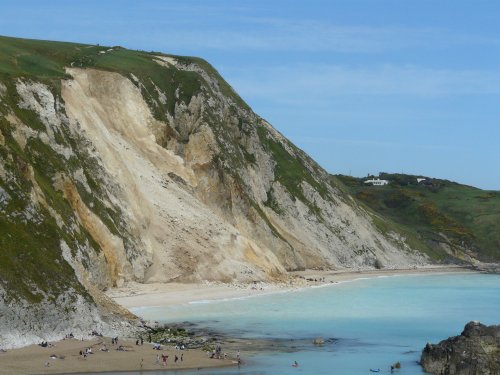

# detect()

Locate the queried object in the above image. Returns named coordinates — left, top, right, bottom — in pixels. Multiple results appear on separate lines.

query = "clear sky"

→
left=1, top=0, right=499, bottom=189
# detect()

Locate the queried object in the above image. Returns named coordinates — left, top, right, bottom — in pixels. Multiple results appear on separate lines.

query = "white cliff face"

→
left=0, top=284, right=136, bottom=349
left=61, top=68, right=286, bottom=284
left=58, top=65, right=426, bottom=286
left=0, top=53, right=428, bottom=348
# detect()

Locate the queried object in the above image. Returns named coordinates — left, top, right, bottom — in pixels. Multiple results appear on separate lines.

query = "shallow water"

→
left=94, top=273, right=500, bottom=374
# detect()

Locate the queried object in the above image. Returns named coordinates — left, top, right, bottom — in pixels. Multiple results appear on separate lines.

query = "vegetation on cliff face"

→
left=0, top=35, right=431, bottom=345
left=335, top=173, right=500, bottom=262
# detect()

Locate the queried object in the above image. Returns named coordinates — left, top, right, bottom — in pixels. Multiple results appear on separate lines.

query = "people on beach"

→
left=161, top=353, right=168, bottom=366
left=175, top=354, right=179, bottom=363
left=181, top=353, right=183, bottom=362
left=215, top=344, right=222, bottom=359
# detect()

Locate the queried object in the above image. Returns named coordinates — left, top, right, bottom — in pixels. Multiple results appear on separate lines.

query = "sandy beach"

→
left=110, top=265, right=474, bottom=309
left=0, top=336, right=235, bottom=375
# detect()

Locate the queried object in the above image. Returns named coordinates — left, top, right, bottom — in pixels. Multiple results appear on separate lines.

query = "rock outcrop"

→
left=421, top=321, right=500, bottom=375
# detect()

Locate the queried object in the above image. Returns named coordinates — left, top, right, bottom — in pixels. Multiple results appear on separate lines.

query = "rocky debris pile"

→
left=421, top=321, right=500, bottom=375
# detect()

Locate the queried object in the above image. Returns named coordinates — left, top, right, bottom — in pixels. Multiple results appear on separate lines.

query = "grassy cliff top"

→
left=0, top=35, right=248, bottom=110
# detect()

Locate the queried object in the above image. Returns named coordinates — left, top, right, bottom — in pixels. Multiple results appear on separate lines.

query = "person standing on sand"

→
left=181, top=353, right=183, bottom=362
left=162, top=353, right=168, bottom=366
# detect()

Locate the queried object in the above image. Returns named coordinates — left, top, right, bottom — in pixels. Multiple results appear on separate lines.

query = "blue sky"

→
left=1, top=0, right=499, bottom=189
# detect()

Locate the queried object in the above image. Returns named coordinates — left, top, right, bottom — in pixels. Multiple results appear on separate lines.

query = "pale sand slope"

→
left=0, top=337, right=234, bottom=375
left=111, top=266, right=474, bottom=309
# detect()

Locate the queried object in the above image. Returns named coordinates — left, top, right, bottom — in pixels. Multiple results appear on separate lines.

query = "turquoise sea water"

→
left=99, top=273, right=500, bottom=375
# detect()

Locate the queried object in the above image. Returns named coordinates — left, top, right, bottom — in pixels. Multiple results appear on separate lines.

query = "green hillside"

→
left=334, top=173, right=500, bottom=262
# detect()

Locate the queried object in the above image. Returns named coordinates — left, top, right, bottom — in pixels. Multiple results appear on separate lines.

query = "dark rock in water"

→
left=421, top=321, right=500, bottom=375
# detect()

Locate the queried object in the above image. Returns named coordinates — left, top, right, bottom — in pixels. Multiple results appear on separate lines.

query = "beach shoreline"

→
left=110, top=265, right=476, bottom=309
left=0, top=265, right=479, bottom=374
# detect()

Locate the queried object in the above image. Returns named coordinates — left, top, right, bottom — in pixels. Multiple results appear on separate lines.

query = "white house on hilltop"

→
left=364, top=178, right=389, bottom=186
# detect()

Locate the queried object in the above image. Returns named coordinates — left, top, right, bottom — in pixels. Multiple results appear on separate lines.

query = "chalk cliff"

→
left=0, top=36, right=427, bottom=347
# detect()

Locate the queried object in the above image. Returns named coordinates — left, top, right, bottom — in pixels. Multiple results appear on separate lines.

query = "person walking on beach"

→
left=161, top=353, right=168, bottom=366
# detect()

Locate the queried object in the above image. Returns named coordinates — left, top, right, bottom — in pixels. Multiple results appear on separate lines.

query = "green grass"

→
left=256, top=125, right=330, bottom=220
left=0, top=35, right=106, bottom=79
left=0, top=131, right=86, bottom=303
left=335, top=173, right=500, bottom=261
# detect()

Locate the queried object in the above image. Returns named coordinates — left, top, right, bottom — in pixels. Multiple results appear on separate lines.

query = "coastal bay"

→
left=0, top=267, right=496, bottom=374
left=0, top=266, right=473, bottom=374
left=124, top=271, right=500, bottom=375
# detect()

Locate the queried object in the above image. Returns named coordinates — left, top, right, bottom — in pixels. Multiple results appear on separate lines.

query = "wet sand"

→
left=0, top=336, right=235, bottom=375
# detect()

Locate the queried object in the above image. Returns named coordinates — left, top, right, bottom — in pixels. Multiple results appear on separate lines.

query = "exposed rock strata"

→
left=0, top=41, right=430, bottom=348
left=421, top=321, right=500, bottom=375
